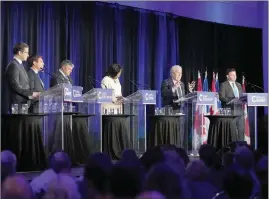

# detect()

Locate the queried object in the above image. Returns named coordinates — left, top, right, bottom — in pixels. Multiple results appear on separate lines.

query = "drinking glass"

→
left=11, top=104, right=18, bottom=114
left=21, top=104, right=29, bottom=114
left=155, top=107, right=159, bottom=115
left=72, top=106, right=76, bottom=112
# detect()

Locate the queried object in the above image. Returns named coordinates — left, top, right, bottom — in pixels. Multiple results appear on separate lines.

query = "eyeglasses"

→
left=21, top=51, right=29, bottom=54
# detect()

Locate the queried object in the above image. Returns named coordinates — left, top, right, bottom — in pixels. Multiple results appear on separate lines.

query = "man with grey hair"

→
left=161, top=65, right=195, bottom=111
left=50, top=60, right=74, bottom=87
left=161, top=65, right=195, bottom=148
left=30, top=151, right=72, bottom=196
left=1, top=150, right=17, bottom=183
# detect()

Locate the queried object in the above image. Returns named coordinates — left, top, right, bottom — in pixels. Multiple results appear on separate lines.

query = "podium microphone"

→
left=41, top=68, right=64, bottom=82
left=129, top=80, right=140, bottom=90
left=88, top=76, right=107, bottom=89
left=244, top=78, right=264, bottom=92
left=130, top=80, right=151, bottom=90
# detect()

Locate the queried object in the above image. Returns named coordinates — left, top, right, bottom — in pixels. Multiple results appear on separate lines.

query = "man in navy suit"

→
left=4, top=43, right=40, bottom=113
left=27, top=55, right=45, bottom=113
left=161, top=65, right=195, bottom=148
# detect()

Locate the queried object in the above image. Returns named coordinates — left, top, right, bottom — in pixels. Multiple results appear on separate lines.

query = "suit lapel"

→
left=168, top=78, right=174, bottom=87
left=226, top=81, right=235, bottom=97
left=15, top=60, right=29, bottom=81
left=38, top=73, right=44, bottom=88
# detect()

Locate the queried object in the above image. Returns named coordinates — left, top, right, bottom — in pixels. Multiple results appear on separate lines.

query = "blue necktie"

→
left=232, top=83, right=239, bottom=97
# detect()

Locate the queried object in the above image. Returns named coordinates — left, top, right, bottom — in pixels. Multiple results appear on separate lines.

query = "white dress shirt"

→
left=14, top=56, right=22, bottom=64
left=101, top=76, right=122, bottom=114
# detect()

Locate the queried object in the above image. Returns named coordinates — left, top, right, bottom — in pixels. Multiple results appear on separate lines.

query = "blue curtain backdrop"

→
left=1, top=1, right=264, bottom=149
left=1, top=2, right=183, bottom=108
left=1, top=1, right=263, bottom=100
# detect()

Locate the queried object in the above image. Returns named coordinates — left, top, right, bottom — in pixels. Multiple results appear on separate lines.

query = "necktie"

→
left=178, top=84, right=183, bottom=97
left=232, top=83, right=239, bottom=97
left=38, top=74, right=44, bottom=88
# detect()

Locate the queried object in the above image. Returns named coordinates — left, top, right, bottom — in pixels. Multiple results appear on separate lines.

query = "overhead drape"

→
left=1, top=1, right=263, bottom=125
left=1, top=1, right=262, bottom=105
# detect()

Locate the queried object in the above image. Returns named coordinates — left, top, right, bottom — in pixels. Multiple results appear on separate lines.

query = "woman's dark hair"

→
left=106, top=64, right=122, bottom=78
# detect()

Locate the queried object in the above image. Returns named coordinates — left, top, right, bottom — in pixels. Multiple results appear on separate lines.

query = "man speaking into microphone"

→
left=27, top=55, right=45, bottom=113
left=161, top=65, right=195, bottom=148
left=161, top=65, right=195, bottom=112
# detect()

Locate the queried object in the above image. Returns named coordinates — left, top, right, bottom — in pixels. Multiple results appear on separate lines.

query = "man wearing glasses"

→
left=5, top=43, right=40, bottom=113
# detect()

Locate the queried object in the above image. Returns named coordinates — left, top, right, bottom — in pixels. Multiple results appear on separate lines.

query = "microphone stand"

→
left=129, top=80, right=140, bottom=90
left=245, top=80, right=264, bottom=92
left=88, top=76, right=107, bottom=89
left=130, top=80, right=151, bottom=90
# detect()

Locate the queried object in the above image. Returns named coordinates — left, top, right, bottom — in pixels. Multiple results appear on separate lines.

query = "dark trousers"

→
left=235, top=115, right=245, bottom=141
left=174, top=105, right=187, bottom=149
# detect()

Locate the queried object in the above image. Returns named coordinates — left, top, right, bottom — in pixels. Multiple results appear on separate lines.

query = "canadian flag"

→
left=193, top=71, right=203, bottom=150
left=210, top=72, right=218, bottom=115
left=242, top=75, right=250, bottom=144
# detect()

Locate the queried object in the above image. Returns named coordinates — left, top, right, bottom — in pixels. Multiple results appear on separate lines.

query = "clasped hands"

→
left=32, top=92, right=41, bottom=99
left=114, top=96, right=124, bottom=104
left=188, top=81, right=196, bottom=92
left=172, top=81, right=196, bottom=92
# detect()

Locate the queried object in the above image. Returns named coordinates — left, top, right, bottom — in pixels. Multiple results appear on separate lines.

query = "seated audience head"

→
left=175, top=147, right=190, bottom=167
left=140, top=146, right=165, bottom=171
left=60, top=60, right=74, bottom=76
left=170, top=65, right=182, bottom=81
left=199, top=144, right=218, bottom=168
left=163, top=149, right=185, bottom=176
left=43, top=174, right=81, bottom=199
left=1, top=175, right=33, bottom=199
left=1, top=150, right=17, bottom=183
left=144, top=163, right=181, bottom=199
left=186, top=160, right=209, bottom=181
left=109, top=161, right=142, bottom=199
left=84, top=152, right=112, bottom=193
left=234, top=145, right=254, bottom=170
left=223, top=169, right=253, bottom=199
left=136, top=191, right=166, bottom=199
left=222, top=152, right=234, bottom=169
left=121, top=149, right=140, bottom=166
left=107, top=63, right=122, bottom=79
left=50, top=151, right=71, bottom=174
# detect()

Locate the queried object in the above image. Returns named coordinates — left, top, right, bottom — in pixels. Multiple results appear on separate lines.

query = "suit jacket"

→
left=4, top=59, right=33, bottom=112
left=50, top=70, right=73, bottom=88
left=219, top=80, right=243, bottom=112
left=27, top=69, right=45, bottom=113
left=161, top=78, right=186, bottom=110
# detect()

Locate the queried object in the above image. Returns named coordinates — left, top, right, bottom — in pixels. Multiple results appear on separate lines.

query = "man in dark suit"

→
left=219, top=68, right=244, bottom=141
left=50, top=60, right=74, bottom=87
left=161, top=65, right=195, bottom=112
left=27, top=55, right=45, bottom=113
left=161, top=65, right=195, bottom=148
left=4, top=43, right=40, bottom=113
